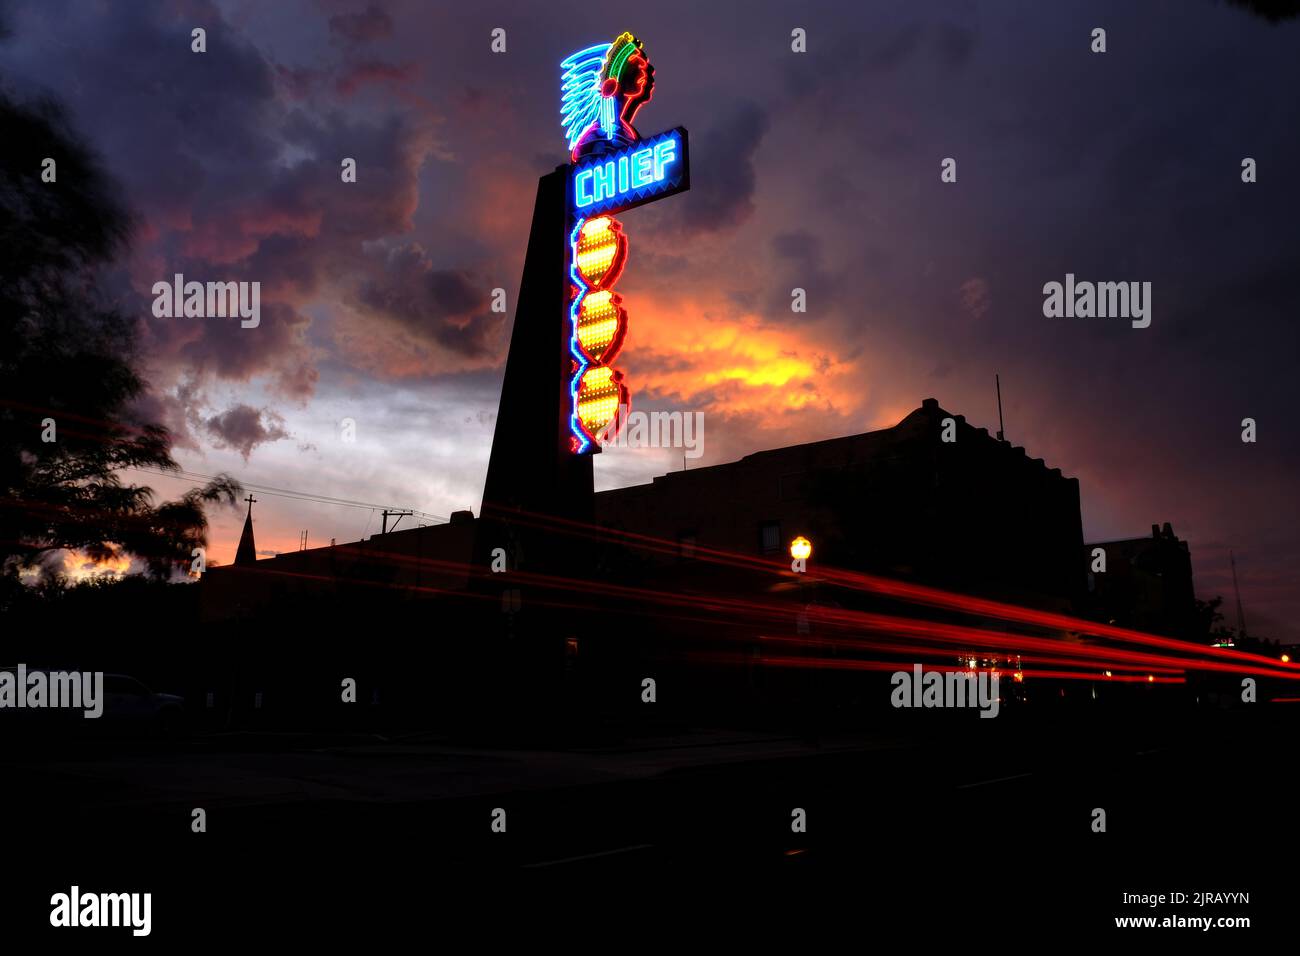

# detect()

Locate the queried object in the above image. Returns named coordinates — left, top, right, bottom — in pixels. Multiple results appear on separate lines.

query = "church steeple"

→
left=234, top=495, right=258, bottom=566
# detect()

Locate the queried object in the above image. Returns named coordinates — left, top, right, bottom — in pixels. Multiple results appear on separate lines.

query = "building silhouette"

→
left=200, top=398, right=1088, bottom=620
left=190, top=397, right=1217, bottom=727
left=597, top=397, right=1086, bottom=612
left=1086, top=522, right=1196, bottom=639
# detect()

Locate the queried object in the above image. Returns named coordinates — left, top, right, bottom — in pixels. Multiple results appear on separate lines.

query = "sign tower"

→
left=480, top=31, right=689, bottom=553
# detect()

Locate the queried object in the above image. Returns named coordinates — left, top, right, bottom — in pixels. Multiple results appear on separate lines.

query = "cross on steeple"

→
left=235, top=494, right=259, bottom=566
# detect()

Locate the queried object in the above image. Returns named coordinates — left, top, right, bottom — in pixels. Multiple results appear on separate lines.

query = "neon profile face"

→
left=617, top=52, right=654, bottom=129
left=560, top=32, right=655, bottom=162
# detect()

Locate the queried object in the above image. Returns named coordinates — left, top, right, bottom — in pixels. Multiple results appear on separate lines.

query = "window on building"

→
left=759, top=521, right=782, bottom=555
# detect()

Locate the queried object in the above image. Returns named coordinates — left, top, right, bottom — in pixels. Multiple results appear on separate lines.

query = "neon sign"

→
left=568, top=216, right=630, bottom=450
left=560, top=32, right=688, bottom=454
left=561, top=31, right=656, bottom=162
left=570, top=128, right=689, bottom=217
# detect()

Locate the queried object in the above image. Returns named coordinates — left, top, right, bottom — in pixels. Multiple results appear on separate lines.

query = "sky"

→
left=2, top=0, right=1297, bottom=638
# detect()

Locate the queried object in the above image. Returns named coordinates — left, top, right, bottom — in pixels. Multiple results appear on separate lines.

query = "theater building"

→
left=595, top=398, right=1087, bottom=613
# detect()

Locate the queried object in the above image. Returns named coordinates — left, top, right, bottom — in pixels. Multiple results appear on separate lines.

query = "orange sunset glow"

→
left=626, top=302, right=858, bottom=416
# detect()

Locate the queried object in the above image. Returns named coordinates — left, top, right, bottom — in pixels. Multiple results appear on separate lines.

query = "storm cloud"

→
left=1, top=0, right=1296, bottom=638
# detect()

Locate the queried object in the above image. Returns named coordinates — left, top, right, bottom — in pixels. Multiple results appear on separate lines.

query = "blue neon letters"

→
left=571, top=129, right=686, bottom=216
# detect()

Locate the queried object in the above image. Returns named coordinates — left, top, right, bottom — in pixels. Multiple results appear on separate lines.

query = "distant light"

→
left=967, top=658, right=977, bottom=670
left=1013, top=672, right=1023, bottom=683
left=1147, top=675, right=1155, bottom=683
left=789, top=536, right=812, bottom=561
left=1283, top=654, right=1292, bottom=664
left=1104, top=671, right=1112, bottom=678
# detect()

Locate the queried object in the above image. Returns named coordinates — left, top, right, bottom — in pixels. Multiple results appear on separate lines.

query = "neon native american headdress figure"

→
left=560, top=32, right=655, bottom=162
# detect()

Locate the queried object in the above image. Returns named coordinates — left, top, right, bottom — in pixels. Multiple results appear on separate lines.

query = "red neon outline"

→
left=570, top=213, right=632, bottom=449
left=575, top=367, right=629, bottom=445
left=618, top=53, right=655, bottom=136
left=575, top=218, right=628, bottom=291
left=576, top=293, right=629, bottom=364
left=575, top=217, right=628, bottom=362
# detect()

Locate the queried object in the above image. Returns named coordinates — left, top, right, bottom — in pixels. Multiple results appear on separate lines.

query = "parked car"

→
left=101, top=674, right=186, bottom=737
left=0, top=667, right=185, bottom=739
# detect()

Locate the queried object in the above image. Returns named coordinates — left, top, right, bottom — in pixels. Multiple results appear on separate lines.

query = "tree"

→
left=1191, top=596, right=1244, bottom=646
left=0, top=88, right=239, bottom=584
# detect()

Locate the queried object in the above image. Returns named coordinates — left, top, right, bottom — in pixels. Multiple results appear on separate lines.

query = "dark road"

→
left=3, top=704, right=1292, bottom=939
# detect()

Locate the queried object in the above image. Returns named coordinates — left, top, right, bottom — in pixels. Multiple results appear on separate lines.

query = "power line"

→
left=124, top=466, right=448, bottom=523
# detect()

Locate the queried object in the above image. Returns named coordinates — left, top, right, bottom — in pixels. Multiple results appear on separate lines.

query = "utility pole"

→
left=381, top=510, right=413, bottom=535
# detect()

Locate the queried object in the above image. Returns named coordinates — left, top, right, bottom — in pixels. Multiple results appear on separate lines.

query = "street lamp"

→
left=789, top=536, right=812, bottom=561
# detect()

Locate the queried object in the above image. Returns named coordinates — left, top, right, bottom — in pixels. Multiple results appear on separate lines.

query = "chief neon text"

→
left=572, top=134, right=680, bottom=212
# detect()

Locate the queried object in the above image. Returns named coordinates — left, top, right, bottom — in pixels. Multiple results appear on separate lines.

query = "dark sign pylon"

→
left=476, top=33, right=689, bottom=689
left=481, top=29, right=688, bottom=523
left=474, top=162, right=583, bottom=715
left=480, top=165, right=592, bottom=527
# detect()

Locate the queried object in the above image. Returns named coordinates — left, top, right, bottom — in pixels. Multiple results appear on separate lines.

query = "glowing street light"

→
left=789, top=536, right=812, bottom=562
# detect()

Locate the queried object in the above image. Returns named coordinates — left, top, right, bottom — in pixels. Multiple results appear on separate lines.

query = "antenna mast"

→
left=995, top=374, right=1006, bottom=442
left=1230, top=549, right=1248, bottom=638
